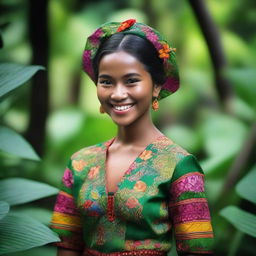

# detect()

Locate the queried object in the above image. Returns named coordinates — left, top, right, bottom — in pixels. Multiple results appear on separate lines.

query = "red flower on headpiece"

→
left=117, top=19, right=136, bottom=32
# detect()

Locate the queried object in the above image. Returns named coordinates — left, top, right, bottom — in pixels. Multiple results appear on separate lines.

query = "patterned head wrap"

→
left=82, top=19, right=179, bottom=100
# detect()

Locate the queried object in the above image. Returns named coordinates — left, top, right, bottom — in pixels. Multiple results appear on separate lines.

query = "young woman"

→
left=50, top=19, right=214, bottom=256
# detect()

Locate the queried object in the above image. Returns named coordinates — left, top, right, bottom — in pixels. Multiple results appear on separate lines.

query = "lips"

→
left=111, top=103, right=135, bottom=113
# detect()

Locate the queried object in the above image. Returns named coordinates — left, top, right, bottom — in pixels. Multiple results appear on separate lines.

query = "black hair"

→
left=92, top=33, right=166, bottom=86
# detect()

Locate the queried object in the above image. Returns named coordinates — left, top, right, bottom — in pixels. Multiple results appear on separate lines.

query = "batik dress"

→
left=50, top=135, right=214, bottom=255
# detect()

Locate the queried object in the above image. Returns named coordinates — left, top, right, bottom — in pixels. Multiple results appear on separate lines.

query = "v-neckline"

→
left=103, top=135, right=166, bottom=195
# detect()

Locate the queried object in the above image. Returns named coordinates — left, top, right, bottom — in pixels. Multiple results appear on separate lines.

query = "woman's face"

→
left=96, top=51, right=161, bottom=127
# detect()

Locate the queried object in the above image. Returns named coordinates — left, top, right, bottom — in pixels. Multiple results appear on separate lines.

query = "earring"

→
left=99, top=105, right=105, bottom=114
left=152, top=98, right=159, bottom=111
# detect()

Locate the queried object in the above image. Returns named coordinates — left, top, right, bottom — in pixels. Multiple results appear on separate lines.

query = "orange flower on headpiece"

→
left=159, top=44, right=176, bottom=59
left=117, top=19, right=136, bottom=32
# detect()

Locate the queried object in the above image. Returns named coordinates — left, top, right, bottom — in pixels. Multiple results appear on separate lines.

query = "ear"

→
left=153, top=84, right=161, bottom=98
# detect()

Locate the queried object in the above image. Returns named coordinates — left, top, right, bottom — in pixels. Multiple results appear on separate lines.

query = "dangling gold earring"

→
left=152, top=98, right=159, bottom=111
left=99, top=105, right=105, bottom=114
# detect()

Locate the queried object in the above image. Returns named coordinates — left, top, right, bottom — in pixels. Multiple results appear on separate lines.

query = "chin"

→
left=112, top=119, right=135, bottom=127
left=106, top=106, right=150, bottom=128
left=110, top=114, right=147, bottom=128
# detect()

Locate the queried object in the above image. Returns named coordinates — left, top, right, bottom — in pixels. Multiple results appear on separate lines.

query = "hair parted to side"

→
left=92, top=33, right=167, bottom=86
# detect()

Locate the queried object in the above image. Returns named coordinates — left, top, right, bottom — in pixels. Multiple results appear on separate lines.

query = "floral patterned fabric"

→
left=50, top=135, right=214, bottom=254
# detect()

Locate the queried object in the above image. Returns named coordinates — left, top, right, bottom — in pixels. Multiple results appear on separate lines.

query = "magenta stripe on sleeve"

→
left=54, top=192, right=80, bottom=215
left=170, top=173, right=204, bottom=201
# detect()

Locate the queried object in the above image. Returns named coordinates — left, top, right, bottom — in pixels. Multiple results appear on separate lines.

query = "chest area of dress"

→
left=73, top=151, right=176, bottom=221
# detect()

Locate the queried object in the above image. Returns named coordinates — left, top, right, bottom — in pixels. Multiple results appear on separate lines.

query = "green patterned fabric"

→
left=82, top=19, right=179, bottom=100
left=50, top=135, right=214, bottom=254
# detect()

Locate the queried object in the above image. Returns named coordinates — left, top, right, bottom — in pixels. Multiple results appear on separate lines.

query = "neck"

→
left=115, top=111, right=163, bottom=147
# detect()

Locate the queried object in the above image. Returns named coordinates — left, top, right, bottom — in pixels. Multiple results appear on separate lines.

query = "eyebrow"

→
left=98, top=73, right=141, bottom=79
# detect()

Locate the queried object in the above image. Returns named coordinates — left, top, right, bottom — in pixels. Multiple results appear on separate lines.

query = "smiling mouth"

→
left=111, top=104, right=134, bottom=111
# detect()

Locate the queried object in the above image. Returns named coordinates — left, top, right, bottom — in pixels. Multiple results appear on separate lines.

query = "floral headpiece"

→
left=82, top=19, right=179, bottom=100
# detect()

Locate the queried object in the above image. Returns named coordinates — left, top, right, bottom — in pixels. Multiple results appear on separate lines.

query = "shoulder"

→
left=154, top=135, right=203, bottom=168
left=70, top=142, right=104, bottom=160
left=155, top=136, right=204, bottom=181
left=171, top=153, right=204, bottom=181
left=147, top=136, right=193, bottom=177
left=66, top=138, right=112, bottom=172
left=153, top=135, right=191, bottom=163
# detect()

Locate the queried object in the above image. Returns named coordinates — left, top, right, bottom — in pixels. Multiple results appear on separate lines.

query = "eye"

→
left=126, top=78, right=140, bottom=84
left=98, top=79, right=112, bottom=86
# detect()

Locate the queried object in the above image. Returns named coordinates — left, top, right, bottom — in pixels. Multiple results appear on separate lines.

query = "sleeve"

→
left=168, top=154, right=214, bottom=255
left=50, top=161, right=85, bottom=251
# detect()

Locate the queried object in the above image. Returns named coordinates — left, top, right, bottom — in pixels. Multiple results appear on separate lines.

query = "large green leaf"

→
left=4, top=246, right=56, bottom=256
left=0, top=63, right=44, bottom=99
left=47, top=107, right=86, bottom=144
left=11, top=207, right=53, bottom=225
left=200, top=151, right=234, bottom=177
left=225, top=68, right=256, bottom=110
left=0, top=125, right=40, bottom=160
left=0, top=178, right=59, bottom=206
left=0, top=213, right=60, bottom=254
left=163, top=124, right=200, bottom=153
left=0, top=201, right=9, bottom=220
left=201, top=112, right=247, bottom=157
left=0, top=30, right=3, bottom=49
left=220, top=205, right=256, bottom=238
left=236, top=165, right=256, bottom=204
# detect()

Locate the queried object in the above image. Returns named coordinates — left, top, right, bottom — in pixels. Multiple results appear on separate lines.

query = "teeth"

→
left=113, top=104, right=133, bottom=111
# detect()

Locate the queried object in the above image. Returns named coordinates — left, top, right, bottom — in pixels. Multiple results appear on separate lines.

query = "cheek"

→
left=96, top=87, right=106, bottom=101
left=133, top=84, right=153, bottom=101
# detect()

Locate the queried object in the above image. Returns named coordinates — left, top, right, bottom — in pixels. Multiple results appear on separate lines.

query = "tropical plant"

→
left=220, top=165, right=256, bottom=256
left=0, top=63, right=60, bottom=255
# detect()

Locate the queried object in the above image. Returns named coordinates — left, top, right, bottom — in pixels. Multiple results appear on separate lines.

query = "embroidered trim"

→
left=175, top=220, right=213, bottom=234
left=107, top=193, right=115, bottom=222
left=176, top=232, right=214, bottom=239
left=169, top=197, right=207, bottom=207
left=172, top=172, right=204, bottom=185
left=83, top=248, right=167, bottom=256
left=51, top=212, right=82, bottom=227
left=170, top=201, right=211, bottom=224
left=54, top=191, right=79, bottom=215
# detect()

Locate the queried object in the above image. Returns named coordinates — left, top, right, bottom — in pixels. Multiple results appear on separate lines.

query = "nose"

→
left=110, top=83, right=128, bottom=101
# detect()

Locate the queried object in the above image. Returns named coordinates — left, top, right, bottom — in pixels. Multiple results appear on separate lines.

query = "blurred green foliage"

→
left=0, top=63, right=60, bottom=254
left=0, top=0, right=255, bottom=255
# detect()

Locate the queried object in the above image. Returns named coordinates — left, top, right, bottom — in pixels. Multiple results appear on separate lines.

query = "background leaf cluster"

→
left=0, top=63, right=60, bottom=255
left=0, top=0, right=255, bottom=255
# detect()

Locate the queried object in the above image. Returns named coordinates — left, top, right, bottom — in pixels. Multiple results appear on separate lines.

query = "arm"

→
left=50, top=166, right=85, bottom=253
left=169, top=155, right=214, bottom=255
left=57, top=248, right=82, bottom=256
